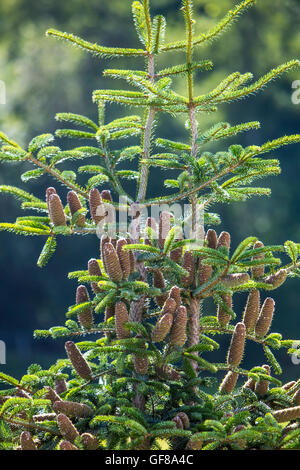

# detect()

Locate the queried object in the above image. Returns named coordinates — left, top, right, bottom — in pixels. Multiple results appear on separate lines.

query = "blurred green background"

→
left=0, top=0, right=300, bottom=382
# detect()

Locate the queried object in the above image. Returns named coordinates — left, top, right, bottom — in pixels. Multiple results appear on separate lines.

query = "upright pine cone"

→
left=181, top=251, right=195, bottom=288
left=60, top=441, right=78, bottom=450
left=53, top=400, right=93, bottom=418
left=153, top=269, right=168, bottom=307
left=255, top=364, right=271, bottom=396
left=177, top=412, right=190, bottom=429
left=55, top=378, right=67, bottom=395
left=158, top=211, right=172, bottom=249
left=116, top=238, right=131, bottom=280
left=57, top=413, right=79, bottom=443
left=20, top=431, right=37, bottom=450
left=76, top=285, right=94, bottom=329
left=115, top=302, right=130, bottom=339
left=44, top=386, right=61, bottom=405
left=219, top=371, right=239, bottom=394
left=100, top=234, right=110, bottom=271
left=67, top=191, right=85, bottom=227
left=161, top=297, right=177, bottom=316
left=102, top=242, right=123, bottom=283
left=216, top=231, right=231, bottom=252
left=169, top=286, right=181, bottom=308
left=217, top=294, right=232, bottom=328
left=243, top=377, right=256, bottom=391
left=155, top=364, right=181, bottom=381
left=205, top=229, right=218, bottom=249
left=172, top=415, right=184, bottom=429
left=48, top=193, right=66, bottom=226
left=152, top=313, right=173, bottom=342
left=132, top=336, right=148, bottom=375
left=293, top=389, right=300, bottom=406
left=255, top=297, right=275, bottom=337
left=46, top=187, right=57, bottom=211
left=89, top=188, right=105, bottom=224
left=170, top=306, right=187, bottom=347
left=170, top=228, right=183, bottom=263
left=33, top=413, right=57, bottom=422
left=65, top=341, right=92, bottom=380
left=251, top=240, right=265, bottom=279
left=101, top=189, right=112, bottom=203
left=272, top=406, right=300, bottom=423
left=88, top=258, right=102, bottom=294
left=264, top=269, right=287, bottom=289
left=198, top=257, right=213, bottom=285
left=227, top=322, right=246, bottom=368
left=282, top=381, right=296, bottom=391
left=81, top=433, right=98, bottom=450
left=242, top=289, right=260, bottom=332
left=221, top=273, right=250, bottom=287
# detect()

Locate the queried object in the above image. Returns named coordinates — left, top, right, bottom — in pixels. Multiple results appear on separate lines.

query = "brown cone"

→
left=65, top=341, right=92, bottom=380
left=217, top=231, right=231, bottom=252
left=67, top=191, right=85, bottom=227
left=57, top=413, right=79, bottom=442
left=60, top=440, right=78, bottom=450
left=217, top=294, right=232, bottom=328
left=255, top=364, right=271, bottom=396
left=169, top=286, right=181, bottom=308
left=161, top=297, right=177, bottom=316
left=44, top=386, right=61, bottom=405
left=103, top=242, right=123, bottom=283
left=81, top=433, right=98, bottom=450
left=89, top=188, right=105, bottom=224
left=48, top=193, right=66, bottom=226
left=115, top=302, right=130, bottom=339
left=53, top=400, right=93, bottom=418
left=153, top=269, right=168, bottom=306
left=46, top=187, right=57, bottom=211
left=100, top=189, right=112, bottom=203
left=243, top=377, right=256, bottom=391
left=158, top=211, right=172, bottom=250
left=116, top=239, right=131, bottom=280
left=221, top=273, right=250, bottom=287
left=181, top=251, right=195, bottom=288
left=152, top=313, right=173, bottom=342
left=198, top=257, right=213, bottom=285
left=170, top=306, right=187, bottom=347
left=219, top=371, right=239, bottom=394
left=255, top=297, right=275, bottom=337
left=76, top=285, right=94, bottom=329
left=55, top=378, right=67, bottom=395
left=272, top=406, right=300, bottom=423
left=264, top=269, right=287, bottom=289
left=88, top=258, right=102, bottom=294
left=177, top=412, right=190, bottom=429
left=242, top=289, right=260, bottom=332
left=227, top=322, right=246, bottom=368
left=293, top=389, right=300, bottom=406
left=251, top=241, right=265, bottom=279
left=20, top=431, right=37, bottom=450
left=155, top=364, right=181, bottom=381
left=33, top=413, right=57, bottom=422
left=172, top=416, right=184, bottom=429
left=205, top=229, right=218, bottom=249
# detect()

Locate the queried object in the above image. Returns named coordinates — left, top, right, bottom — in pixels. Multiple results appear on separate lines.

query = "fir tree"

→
left=1, top=0, right=300, bottom=451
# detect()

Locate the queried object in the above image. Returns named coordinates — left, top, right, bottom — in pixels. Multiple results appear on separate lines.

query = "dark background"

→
left=0, top=0, right=300, bottom=382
